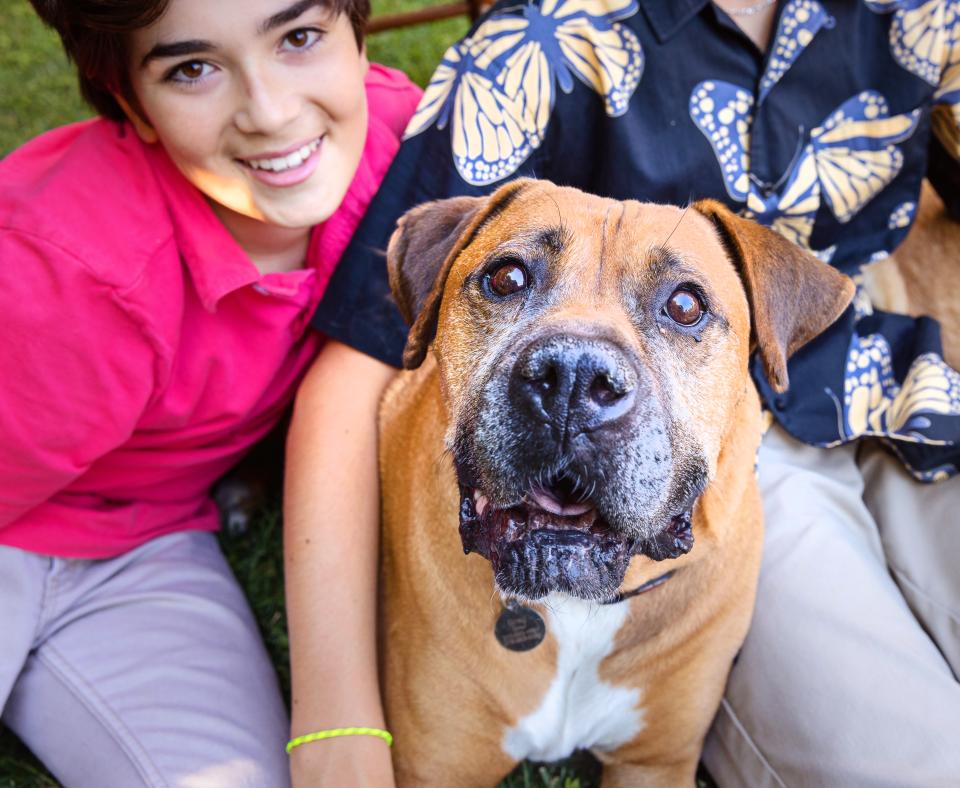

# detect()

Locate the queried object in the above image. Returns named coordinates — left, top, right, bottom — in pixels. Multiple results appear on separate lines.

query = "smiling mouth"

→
left=238, top=137, right=321, bottom=173
left=458, top=482, right=694, bottom=600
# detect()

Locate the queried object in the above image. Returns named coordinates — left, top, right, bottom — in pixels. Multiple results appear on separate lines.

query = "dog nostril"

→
left=540, top=365, right=558, bottom=392
left=525, top=364, right=559, bottom=393
left=589, top=374, right=626, bottom=406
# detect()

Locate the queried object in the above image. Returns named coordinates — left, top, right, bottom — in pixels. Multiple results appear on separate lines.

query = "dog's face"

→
left=388, top=180, right=852, bottom=601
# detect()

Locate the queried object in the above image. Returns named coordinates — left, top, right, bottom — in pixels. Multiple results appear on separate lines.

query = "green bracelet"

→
left=286, top=727, right=394, bottom=754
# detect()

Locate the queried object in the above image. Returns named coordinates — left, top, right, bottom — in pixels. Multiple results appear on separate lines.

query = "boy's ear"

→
left=113, top=93, right=158, bottom=144
left=387, top=179, right=533, bottom=369
left=693, top=199, right=855, bottom=393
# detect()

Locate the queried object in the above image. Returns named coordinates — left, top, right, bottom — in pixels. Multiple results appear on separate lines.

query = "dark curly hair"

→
left=29, top=0, right=372, bottom=122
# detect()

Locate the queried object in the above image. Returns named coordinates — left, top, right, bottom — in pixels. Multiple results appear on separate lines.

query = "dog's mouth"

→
left=458, top=478, right=694, bottom=601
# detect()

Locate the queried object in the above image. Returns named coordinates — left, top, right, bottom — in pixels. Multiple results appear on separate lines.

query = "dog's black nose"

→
left=511, top=334, right=637, bottom=435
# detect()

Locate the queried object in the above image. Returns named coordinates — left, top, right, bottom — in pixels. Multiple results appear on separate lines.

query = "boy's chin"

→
left=251, top=179, right=353, bottom=229
left=208, top=186, right=346, bottom=231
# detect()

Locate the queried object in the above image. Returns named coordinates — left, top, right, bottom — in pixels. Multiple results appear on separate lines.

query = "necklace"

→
left=717, top=0, right=777, bottom=16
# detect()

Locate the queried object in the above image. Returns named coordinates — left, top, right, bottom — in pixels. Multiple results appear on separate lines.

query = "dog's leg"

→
left=392, top=735, right=518, bottom=788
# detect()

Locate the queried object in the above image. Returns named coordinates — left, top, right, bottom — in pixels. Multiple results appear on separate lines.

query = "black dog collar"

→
left=601, top=569, right=676, bottom=605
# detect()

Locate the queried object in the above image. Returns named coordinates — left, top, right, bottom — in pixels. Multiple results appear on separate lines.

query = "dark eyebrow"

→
left=140, top=0, right=322, bottom=68
left=258, top=0, right=322, bottom=34
left=141, top=40, right=216, bottom=68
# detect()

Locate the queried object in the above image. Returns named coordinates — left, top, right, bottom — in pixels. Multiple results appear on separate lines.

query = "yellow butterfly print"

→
left=692, top=84, right=918, bottom=250
left=758, top=148, right=822, bottom=249
left=866, top=0, right=960, bottom=86
left=403, top=0, right=643, bottom=185
left=810, top=91, right=920, bottom=224
left=838, top=335, right=960, bottom=441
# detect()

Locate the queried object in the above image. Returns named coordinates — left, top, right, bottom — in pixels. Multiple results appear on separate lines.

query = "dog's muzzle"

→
left=453, top=331, right=699, bottom=600
left=458, top=483, right=694, bottom=601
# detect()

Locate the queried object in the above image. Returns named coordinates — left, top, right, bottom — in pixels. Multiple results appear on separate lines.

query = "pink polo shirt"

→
left=0, top=64, right=421, bottom=559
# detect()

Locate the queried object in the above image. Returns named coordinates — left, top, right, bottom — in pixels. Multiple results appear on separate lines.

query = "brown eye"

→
left=287, top=30, right=309, bottom=47
left=282, top=29, right=321, bottom=50
left=177, top=61, right=207, bottom=80
left=664, top=288, right=703, bottom=326
left=487, top=262, right=528, bottom=296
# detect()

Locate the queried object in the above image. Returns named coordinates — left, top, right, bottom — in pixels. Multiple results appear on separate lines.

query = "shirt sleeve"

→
left=310, top=22, right=603, bottom=367
left=0, top=230, right=157, bottom=528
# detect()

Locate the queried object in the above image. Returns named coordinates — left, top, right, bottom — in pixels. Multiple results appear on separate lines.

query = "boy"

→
left=0, top=1, right=420, bottom=785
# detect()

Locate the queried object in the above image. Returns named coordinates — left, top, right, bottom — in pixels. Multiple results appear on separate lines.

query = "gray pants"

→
left=0, top=531, right=290, bottom=788
left=704, top=424, right=960, bottom=787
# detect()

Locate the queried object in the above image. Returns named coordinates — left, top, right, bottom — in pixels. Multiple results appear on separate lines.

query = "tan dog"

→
left=379, top=180, right=853, bottom=787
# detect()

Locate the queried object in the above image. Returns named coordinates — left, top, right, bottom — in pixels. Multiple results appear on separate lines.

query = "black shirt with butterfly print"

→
left=313, top=0, right=960, bottom=480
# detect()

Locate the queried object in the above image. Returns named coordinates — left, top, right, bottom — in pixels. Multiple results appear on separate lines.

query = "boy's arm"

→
left=284, top=339, right=397, bottom=787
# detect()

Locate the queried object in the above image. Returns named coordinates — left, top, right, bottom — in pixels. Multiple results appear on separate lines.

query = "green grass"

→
left=0, top=0, right=92, bottom=157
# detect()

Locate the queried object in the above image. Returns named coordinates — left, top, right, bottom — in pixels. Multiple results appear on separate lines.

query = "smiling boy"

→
left=0, top=1, right=420, bottom=785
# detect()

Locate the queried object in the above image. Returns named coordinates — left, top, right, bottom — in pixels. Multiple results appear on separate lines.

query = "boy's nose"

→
left=233, top=71, right=300, bottom=135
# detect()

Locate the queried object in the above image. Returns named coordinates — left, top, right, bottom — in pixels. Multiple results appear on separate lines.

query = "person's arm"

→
left=284, top=339, right=397, bottom=787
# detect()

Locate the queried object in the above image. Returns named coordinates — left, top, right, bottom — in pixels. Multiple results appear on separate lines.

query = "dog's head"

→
left=388, top=179, right=853, bottom=601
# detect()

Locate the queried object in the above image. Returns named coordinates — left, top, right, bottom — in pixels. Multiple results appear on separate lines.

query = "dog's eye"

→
left=487, top=261, right=529, bottom=297
left=664, top=288, right=704, bottom=326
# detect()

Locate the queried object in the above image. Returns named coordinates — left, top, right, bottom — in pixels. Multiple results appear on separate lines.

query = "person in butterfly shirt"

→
left=284, top=0, right=960, bottom=784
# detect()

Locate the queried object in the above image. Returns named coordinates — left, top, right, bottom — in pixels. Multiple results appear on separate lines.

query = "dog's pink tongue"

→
left=530, top=488, right=594, bottom=517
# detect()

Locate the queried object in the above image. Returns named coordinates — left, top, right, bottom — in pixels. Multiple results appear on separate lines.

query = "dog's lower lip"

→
left=529, top=528, right=594, bottom=548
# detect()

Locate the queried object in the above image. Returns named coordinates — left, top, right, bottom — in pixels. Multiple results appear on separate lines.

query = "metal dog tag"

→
left=495, top=603, right=545, bottom=651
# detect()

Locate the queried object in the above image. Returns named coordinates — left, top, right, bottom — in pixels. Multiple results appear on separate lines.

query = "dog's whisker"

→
left=660, top=203, right=691, bottom=249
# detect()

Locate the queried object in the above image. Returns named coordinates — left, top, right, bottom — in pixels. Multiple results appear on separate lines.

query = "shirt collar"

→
left=639, top=0, right=711, bottom=43
left=144, top=139, right=264, bottom=313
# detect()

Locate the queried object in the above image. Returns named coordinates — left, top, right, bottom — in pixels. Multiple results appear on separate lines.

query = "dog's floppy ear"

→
left=388, top=179, right=532, bottom=369
left=694, top=199, right=855, bottom=393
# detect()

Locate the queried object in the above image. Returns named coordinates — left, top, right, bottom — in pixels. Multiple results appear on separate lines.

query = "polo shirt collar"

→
left=640, top=0, right=710, bottom=43
left=144, top=139, right=265, bottom=313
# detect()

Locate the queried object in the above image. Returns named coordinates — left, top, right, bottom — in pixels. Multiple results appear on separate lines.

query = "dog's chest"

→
left=501, top=597, right=645, bottom=763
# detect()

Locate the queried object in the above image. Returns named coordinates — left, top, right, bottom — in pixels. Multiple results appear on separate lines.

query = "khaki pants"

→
left=704, top=424, right=960, bottom=787
left=0, top=531, right=289, bottom=788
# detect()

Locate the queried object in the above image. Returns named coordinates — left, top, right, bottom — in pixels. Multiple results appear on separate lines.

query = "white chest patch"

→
left=501, top=596, right=645, bottom=762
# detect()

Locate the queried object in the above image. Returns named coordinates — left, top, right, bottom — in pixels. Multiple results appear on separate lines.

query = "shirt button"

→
left=252, top=283, right=270, bottom=295
left=773, top=395, right=787, bottom=410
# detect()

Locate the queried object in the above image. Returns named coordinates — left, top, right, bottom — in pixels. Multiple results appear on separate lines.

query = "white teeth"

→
left=246, top=139, right=319, bottom=172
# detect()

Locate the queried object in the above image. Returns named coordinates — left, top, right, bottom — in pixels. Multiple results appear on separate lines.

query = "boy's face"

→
left=126, top=0, right=368, bottom=230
